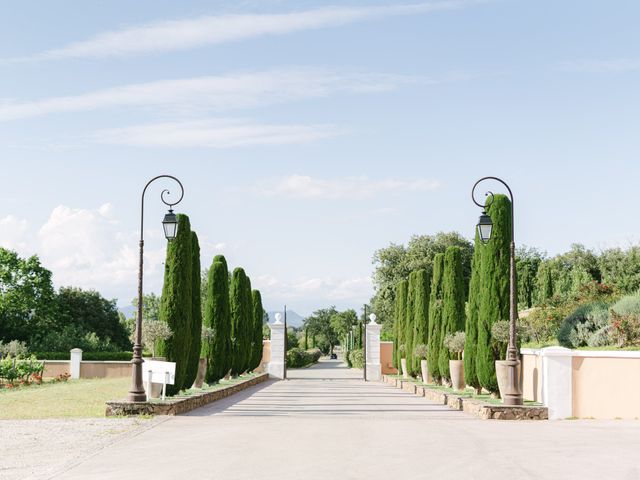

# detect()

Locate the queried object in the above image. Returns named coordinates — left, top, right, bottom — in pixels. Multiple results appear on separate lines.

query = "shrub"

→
left=31, top=351, right=134, bottom=361
left=557, top=302, right=610, bottom=349
left=491, top=320, right=510, bottom=344
left=286, top=348, right=321, bottom=368
left=348, top=348, right=364, bottom=369
left=308, top=348, right=322, bottom=362
left=0, top=340, right=28, bottom=359
left=0, top=355, right=44, bottom=385
left=130, top=320, right=172, bottom=358
left=444, top=331, right=466, bottom=360
left=609, top=293, right=640, bottom=347
left=413, top=343, right=428, bottom=360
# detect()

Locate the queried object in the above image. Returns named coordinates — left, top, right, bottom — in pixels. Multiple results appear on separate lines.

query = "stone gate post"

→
left=365, top=320, right=382, bottom=381
left=268, top=320, right=286, bottom=379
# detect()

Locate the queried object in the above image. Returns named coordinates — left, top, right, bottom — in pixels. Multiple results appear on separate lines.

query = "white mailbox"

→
left=142, top=360, right=176, bottom=401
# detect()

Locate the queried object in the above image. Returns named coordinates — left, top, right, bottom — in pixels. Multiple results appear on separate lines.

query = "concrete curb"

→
left=382, top=375, right=548, bottom=420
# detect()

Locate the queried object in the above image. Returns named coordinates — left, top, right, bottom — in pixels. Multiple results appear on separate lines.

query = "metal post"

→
left=471, top=176, right=523, bottom=405
left=128, top=175, right=184, bottom=403
left=283, top=305, right=288, bottom=380
left=363, top=304, right=367, bottom=381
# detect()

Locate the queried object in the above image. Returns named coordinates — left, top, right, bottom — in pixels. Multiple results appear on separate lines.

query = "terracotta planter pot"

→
left=401, top=358, right=408, bottom=379
left=495, top=360, right=521, bottom=400
left=420, top=359, right=432, bottom=384
left=193, top=358, right=207, bottom=389
left=449, top=360, right=465, bottom=391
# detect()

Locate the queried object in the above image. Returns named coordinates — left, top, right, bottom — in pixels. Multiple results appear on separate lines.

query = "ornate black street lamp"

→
left=128, top=175, right=184, bottom=402
left=471, top=176, right=523, bottom=406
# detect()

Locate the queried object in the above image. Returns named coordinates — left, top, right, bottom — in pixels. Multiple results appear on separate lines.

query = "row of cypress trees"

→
left=393, top=194, right=512, bottom=393
left=426, top=249, right=466, bottom=383
left=394, top=246, right=466, bottom=384
left=393, top=269, right=431, bottom=377
left=157, top=214, right=265, bottom=395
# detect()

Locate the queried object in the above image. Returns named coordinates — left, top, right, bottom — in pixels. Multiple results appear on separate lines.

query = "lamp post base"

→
left=503, top=358, right=523, bottom=406
left=127, top=391, right=147, bottom=403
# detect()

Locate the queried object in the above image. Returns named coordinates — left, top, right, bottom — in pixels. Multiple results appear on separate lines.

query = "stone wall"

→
left=106, top=373, right=269, bottom=416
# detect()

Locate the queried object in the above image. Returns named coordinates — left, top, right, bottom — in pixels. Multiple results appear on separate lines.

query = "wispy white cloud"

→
left=255, top=274, right=373, bottom=303
left=93, top=119, right=342, bottom=148
left=559, top=58, right=640, bottom=73
left=0, top=215, right=29, bottom=254
left=0, top=205, right=167, bottom=302
left=6, top=1, right=484, bottom=62
left=254, top=174, right=441, bottom=199
left=0, top=69, right=409, bottom=122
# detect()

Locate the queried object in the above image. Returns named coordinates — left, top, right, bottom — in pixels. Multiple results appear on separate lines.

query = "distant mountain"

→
left=119, top=305, right=136, bottom=319
left=267, top=310, right=305, bottom=328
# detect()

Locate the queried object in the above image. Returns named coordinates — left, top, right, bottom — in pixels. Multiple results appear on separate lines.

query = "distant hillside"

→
left=267, top=310, right=305, bottom=328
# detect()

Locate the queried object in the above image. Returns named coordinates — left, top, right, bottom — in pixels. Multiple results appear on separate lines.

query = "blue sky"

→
left=0, top=0, right=639, bottom=316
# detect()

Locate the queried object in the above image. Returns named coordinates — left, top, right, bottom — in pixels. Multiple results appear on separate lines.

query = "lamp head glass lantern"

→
left=476, top=210, right=493, bottom=244
left=162, top=209, right=178, bottom=240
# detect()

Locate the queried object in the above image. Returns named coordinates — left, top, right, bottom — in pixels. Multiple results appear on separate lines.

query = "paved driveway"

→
left=55, top=360, right=640, bottom=480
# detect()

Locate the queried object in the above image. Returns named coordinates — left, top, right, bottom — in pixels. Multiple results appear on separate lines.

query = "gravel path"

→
left=0, top=417, right=165, bottom=480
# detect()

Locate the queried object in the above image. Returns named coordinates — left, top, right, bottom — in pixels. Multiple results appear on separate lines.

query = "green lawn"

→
left=0, top=377, right=130, bottom=419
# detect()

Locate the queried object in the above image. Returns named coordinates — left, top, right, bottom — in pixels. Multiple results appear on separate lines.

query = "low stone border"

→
left=382, top=375, right=547, bottom=420
left=106, top=373, right=269, bottom=416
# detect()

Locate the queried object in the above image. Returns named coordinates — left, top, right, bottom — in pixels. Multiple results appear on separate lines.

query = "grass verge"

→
left=0, top=377, right=130, bottom=419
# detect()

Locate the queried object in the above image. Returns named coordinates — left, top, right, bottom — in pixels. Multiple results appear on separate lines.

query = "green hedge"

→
left=348, top=348, right=364, bottom=369
left=286, top=348, right=321, bottom=368
left=33, top=351, right=136, bottom=361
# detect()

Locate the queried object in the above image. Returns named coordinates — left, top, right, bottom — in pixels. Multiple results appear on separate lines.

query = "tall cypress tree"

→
left=477, top=194, right=511, bottom=393
left=229, top=268, right=248, bottom=377
left=427, top=253, right=444, bottom=382
left=465, top=232, right=482, bottom=391
left=203, top=256, right=231, bottom=384
left=438, top=246, right=466, bottom=381
left=249, top=290, right=264, bottom=371
left=412, top=269, right=431, bottom=359
left=241, top=275, right=253, bottom=373
left=394, top=280, right=408, bottom=370
left=405, top=271, right=417, bottom=376
left=183, top=231, right=202, bottom=389
left=157, top=214, right=192, bottom=395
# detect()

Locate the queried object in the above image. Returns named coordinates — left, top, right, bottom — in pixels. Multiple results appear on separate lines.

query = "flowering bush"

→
left=609, top=293, right=640, bottom=347
left=0, top=355, right=44, bottom=386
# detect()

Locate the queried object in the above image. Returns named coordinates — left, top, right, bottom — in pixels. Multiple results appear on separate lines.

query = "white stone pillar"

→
left=365, top=322, right=382, bottom=382
left=70, top=348, right=83, bottom=379
left=268, top=322, right=286, bottom=380
left=541, top=346, right=573, bottom=419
